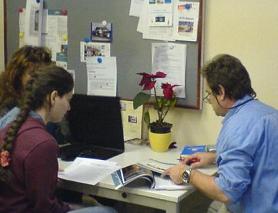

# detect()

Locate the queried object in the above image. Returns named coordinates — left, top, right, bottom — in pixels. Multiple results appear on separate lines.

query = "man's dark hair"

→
left=202, top=54, right=256, bottom=100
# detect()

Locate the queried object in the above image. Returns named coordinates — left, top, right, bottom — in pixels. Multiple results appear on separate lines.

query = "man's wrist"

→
left=181, top=166, right=192, bottom=184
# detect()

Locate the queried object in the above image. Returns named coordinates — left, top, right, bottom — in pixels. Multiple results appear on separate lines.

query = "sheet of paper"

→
left=129, top=0, right=144, bottom=17
left=24, top=0, right=43, bottom=46
left=138, top=0, right=174, bottom=41
left=147, top=0, right=173, bottom=27
left=42, top=10, right=68, bottom=62
left=120, top=100, right=143, bottom=141
left=58, top=157, right=120, bottom=185
left=154, top=175, right=192, bottom=190
left=86, top=56, right=117, bottom=97
left=143, top=26, right=174, bottom=41
left=80, top=41, right=111, bottom=62
left=19, top=8, right=26, bottom=48
left=152, top=43, right=186, bottom=98
left=173, top=1, right=200, bottom=41
left=137, top=0, right=147, bottom=33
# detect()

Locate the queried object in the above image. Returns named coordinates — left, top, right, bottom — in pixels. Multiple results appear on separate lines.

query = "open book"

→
left=137, top=158, right=217, bottom=177
left=111, top=164, right=193, bottom=190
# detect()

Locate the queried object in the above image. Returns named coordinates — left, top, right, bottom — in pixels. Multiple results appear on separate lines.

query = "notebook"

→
left=59, top=94, right=124, bottom=161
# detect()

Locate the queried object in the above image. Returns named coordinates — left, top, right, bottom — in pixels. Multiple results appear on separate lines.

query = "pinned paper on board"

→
left=152, top=42, right=187, bottom=98
left=42, top=9, right=68, bottom=62
left=173, top=1, right=200, bottom=41
left=120, top=100, right=143, bottom=141
left=134, top=0, right=200, bottom=42
left=129, top=0, right=144, bottom=17
left=19, top=8, right=26, bottom=47
left=80, top=41, right=111, bottom=62
left=24, top=0, right=43, bottom=46
left=86, top=56, right=117, bottom=97
left=19, top=5, right=69, bottom=66
left=91, top=21, right=112, bottom=42
left=147, top=0, right=173, bottom=27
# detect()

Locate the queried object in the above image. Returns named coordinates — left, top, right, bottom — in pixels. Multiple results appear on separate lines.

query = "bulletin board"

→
left=5, top=0, right=204, bottom=109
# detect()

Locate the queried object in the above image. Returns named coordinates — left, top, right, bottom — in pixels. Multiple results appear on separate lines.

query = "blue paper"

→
left=180, top=145, right=207, bottom=155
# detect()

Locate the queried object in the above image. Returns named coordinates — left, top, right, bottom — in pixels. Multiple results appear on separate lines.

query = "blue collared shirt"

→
left=0, top=107, right=43, bottom=128
left=0, top=107, right=18, bottom=128
left=214, top=95, right=278, bottom=213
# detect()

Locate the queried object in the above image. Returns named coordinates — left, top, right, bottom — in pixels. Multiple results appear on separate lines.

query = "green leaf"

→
left=164, top=99, right=172, bottom=107
left=155, top=97, right=163, bottom=109
left=133, top=92, right=150, bottom=109
left=169, top=98, right=177, bottom=107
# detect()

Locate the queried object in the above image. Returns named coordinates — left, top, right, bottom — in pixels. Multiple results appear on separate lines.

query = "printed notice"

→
left=86, top=57, right=117, bottom=97
left=173, top=1, right=200, bottom=41
left=152, top=43, right=187, bottom=98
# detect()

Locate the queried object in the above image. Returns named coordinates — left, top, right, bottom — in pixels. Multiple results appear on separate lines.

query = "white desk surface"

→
left=58, top=143, right=216, bottom=213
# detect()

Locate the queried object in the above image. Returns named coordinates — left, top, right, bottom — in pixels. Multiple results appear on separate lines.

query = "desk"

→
left=59, top=144, right=214, bottom=213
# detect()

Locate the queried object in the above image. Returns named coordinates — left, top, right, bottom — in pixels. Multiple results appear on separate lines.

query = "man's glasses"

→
left=203, top=91, right=212, bottom=103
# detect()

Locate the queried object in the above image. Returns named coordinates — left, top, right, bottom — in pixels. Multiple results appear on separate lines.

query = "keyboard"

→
left=59, top=144, right=123, bottom=161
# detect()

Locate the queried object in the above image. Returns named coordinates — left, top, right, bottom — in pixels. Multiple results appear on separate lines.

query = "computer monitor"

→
left=60, top=94, right=124, bottom=160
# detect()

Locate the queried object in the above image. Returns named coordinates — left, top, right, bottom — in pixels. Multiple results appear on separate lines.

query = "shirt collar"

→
left=222, top=95, right=254, bottom=124
left=29, top=111, right=44, bottom=124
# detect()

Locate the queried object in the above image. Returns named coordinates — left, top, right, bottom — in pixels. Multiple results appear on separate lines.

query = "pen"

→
left=177, top=157, right=200, bottom=165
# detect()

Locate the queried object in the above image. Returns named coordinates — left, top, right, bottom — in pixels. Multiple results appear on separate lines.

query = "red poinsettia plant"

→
left=133, top=71, right=179, bottom=133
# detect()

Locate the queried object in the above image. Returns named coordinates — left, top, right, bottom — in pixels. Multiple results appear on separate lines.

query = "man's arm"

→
left=190, top=170, right=229, bottom=203
left=164, top=152, right=230, bottom=203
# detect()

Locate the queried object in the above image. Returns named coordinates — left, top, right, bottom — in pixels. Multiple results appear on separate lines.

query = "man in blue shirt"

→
left=164, top=54, right=278, bottom=212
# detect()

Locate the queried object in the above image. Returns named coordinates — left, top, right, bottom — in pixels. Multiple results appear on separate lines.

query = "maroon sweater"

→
left=0, top=117, right=70, bottom=213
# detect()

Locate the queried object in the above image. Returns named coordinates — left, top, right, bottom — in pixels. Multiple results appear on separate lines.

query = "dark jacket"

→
left=0, top=117, right=70, bottom=213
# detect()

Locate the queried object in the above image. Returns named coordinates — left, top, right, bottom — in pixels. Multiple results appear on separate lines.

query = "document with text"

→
left=58, top=157, right=120, bottom=185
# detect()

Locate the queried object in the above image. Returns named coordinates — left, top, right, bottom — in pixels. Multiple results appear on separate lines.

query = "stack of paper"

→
left=130, top=0, right=200, bottom=42
left=58, top=157, right=120, bottom=185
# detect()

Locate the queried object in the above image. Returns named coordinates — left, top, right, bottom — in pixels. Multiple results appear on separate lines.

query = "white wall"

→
left=0, top=0, right=4, bottom=71
left=149, top=0, right=278, bottom=147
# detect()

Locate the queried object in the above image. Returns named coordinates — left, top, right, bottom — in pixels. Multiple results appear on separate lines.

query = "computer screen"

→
left=63, top=94, right=124, bottom=158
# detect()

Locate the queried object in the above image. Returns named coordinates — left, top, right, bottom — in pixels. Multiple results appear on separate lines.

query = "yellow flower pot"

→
left=149, top=130, right=171, bottom=152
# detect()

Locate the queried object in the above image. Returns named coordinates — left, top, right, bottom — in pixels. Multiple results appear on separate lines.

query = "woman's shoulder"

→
left=16, top=118, right=58, bottom=153
left=18, top=118, right=56, bottom=144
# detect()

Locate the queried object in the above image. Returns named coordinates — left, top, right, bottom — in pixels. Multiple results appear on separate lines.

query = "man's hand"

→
left=163, top=152, right=216, bottom=184
left=163, top=162, right=188, bottom=184
left=180, top=152, right=216, bottom=169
